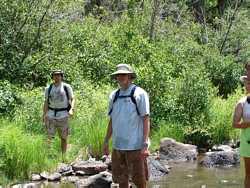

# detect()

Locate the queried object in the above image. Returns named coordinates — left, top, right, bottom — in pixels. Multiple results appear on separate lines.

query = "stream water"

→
left=13, top=160, right=245, bottom=188
left=149, top=160, right=244, bottom=188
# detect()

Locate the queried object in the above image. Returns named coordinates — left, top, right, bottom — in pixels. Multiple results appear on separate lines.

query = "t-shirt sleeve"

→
left=137, top=90, right=150, bottom=117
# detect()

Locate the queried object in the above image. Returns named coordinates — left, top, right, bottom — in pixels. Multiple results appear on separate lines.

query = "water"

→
left=13, top=161, right=245, bottom=188
left=149, top=160, right=244, bottom=188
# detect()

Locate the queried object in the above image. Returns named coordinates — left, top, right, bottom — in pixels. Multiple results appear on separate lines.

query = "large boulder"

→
left=200, top=148, right=240, bottom=167
left=159, top=138, right=198, bottom=161
left=72, top=160, right=108, bottom=175
left=148, top=156, right=170, bottom=180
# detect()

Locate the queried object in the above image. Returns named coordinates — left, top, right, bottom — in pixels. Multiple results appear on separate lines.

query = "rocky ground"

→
left=11, top=137, right=240, bottom=188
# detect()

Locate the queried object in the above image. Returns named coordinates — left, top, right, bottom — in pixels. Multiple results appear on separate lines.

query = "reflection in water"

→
left=149, top=160, right=244, bottom=188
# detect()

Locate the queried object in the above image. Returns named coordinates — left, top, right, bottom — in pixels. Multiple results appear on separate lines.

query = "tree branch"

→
left=219, top=0, right=242, bottom=54
left=149, top=0, right=160, bottom=42
left=21, top=0, right=55, bottom=63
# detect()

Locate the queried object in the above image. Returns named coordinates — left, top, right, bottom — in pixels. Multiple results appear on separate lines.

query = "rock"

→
left=75, top=171, right=86, bottom=176
left=72, top=160, right=108, bottom=175
left=159, top=138, right=198, bottom=161
left=12, top=183, right=40, bottom=188
left=75, top=178, right=89, bottom=187
left=148, top=156, right=170, bottom=180
left=211, top=145, right=233, bottom=152
left=40, top=172, right=61, bottom=181
left=61, top=176, right=80, bottom=183
left=61, top=170, right=74, bottom=176
left=200, top=149, right=240, bottom=167
left=101, top=155, right=112, bottom=170
left=85, top=171, right=112, bottom=188
left=57, top=163, right=72, bottom=173
left=57, top=163, right=73, bottom=176
left=31, top=174, right=42, bottom=181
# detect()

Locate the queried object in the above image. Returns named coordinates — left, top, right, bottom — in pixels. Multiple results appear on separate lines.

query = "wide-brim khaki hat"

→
left=111, top=64, right=136, bottom=79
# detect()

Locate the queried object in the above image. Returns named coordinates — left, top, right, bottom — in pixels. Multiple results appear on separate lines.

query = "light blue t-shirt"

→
left=108, top=84, right=150, bottom=150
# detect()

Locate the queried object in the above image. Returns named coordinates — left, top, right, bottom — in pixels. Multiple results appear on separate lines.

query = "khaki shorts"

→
left=45, top=117, right=69, bottom=139
left=112, top=149, right=149, bottom=188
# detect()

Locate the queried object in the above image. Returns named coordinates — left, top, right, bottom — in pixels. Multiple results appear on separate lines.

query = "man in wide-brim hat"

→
left=103, top=64, right=150, bottom=188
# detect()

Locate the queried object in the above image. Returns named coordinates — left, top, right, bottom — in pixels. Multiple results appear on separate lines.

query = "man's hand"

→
left=141, top=147, right=150, bottom=159
left=241, top=122, right=250, bottom=129
left=68, top=109, right=74, bottom=117
left=103, top=142, right=109, bottom=156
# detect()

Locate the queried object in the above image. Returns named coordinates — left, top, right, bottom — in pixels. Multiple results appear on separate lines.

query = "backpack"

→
left=47, top=83, right=71, bottom=116
left=108, top=85, right=140, bottom=116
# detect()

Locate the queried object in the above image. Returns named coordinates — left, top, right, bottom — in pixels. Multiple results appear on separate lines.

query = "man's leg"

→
left=128, top=150, right=148, bottom=188
left=45, top=119, right=55, bottom=149
left=112, top=150, right=129, bottom=188
left=57, top=118, right=69, bottom=155
left=61, top=138, right=67, bottom=154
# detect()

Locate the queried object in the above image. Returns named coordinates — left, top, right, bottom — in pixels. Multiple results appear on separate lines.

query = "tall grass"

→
left=151, top=121, right=184, bottom=151
left=0, top=123, right=58, bottom=180
left=71, top=116, right=108, bottom=159
left=208, top=88, right=242, bottom=144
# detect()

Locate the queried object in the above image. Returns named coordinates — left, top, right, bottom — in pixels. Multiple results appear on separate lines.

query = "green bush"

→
left=0, top=81, right=21, bottom=116
left=14, top=88, right=44, bottom=134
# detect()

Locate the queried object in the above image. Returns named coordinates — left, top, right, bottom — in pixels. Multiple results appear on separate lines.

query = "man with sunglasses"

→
left=103, top=64, right=150, bottom=188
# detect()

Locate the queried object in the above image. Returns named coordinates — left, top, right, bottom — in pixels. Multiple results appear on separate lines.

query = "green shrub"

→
left=14, top=88, right=44, bottom=134
left=0, top=81, right=21, bottom=116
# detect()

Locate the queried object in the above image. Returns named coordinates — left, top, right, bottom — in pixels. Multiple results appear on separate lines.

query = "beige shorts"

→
left=45, top=117, right=69, bottom=139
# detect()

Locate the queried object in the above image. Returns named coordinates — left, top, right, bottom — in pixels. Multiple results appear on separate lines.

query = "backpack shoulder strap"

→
left=108, top=89, right=120, bottom=115
left=63, top=84, right=69, bottom=101
left=130, top=86, right=140, bottom=116
left=47, top=84, right=53, bottom=105
left=48, top=83, right=53, bottom=97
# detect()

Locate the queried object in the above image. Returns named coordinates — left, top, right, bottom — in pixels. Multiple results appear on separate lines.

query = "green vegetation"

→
left=0, top=0, right=249, bottom=184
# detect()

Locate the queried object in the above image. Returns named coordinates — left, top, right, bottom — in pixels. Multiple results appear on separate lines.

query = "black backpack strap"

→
left=47, top=83, right=53, bottom=105
left=63, top=84, right=72, bottom=111
left=108, top=89, right=120, bottom=115
left=63, top=85, right=69, bottom=101
left=130, top=86, right=140, bottom=116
